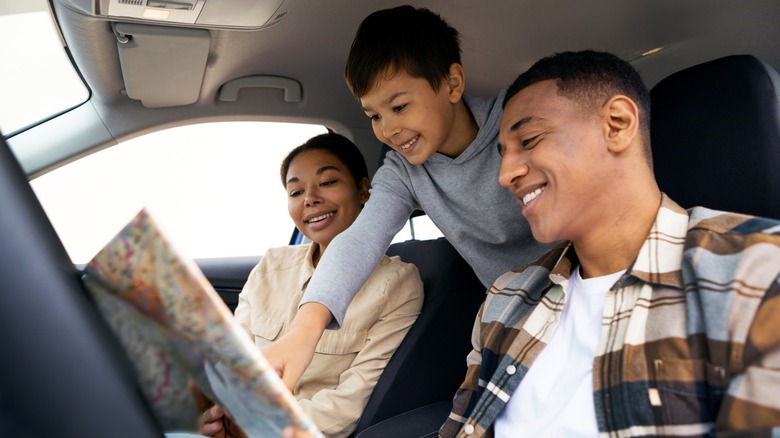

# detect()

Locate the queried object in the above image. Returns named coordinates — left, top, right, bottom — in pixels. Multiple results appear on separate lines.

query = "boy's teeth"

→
left=401, top=136, right=418, bottom=151
left=307, top=212, right=334, bottom=223
left=522, top=186, right=546, bottom=205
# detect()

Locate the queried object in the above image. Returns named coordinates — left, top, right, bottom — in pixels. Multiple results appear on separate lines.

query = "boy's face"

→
left=360, top=70, right=461, bottom=165
left=497, top=80, right=611, bottom=244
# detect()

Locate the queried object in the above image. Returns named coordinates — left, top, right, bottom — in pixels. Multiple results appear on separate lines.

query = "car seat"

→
left=352, top=237, right=486, bottom=437
left=650, top=54, right=780, bottom=218
left=0, top=133, right=162, bottom=436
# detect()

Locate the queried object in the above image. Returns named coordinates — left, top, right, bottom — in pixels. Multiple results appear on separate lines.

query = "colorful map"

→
left=83, top=209, right=322, bottom=437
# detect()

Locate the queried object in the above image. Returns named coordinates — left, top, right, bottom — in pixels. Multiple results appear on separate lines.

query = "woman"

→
left=199, top=132, right=424, bottom=438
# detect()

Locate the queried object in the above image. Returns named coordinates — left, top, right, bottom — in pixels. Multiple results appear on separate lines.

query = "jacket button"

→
left=506, top=365, right=517, bottom=375
left=464, top=424, right=475, bottom=435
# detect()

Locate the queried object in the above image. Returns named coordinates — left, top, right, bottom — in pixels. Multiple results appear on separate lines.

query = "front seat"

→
left=650, top=54, right=780, bottom=218
left=353, top=237, right=486, bottom=437
left=0, top=132, right=162, bottom=437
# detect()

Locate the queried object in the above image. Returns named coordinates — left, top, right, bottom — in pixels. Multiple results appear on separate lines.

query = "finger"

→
left=190, top=382, right=214, bottom=413
left=204, top=405, right=225, bottom=423
left=200, top=418, right=225, bottom=437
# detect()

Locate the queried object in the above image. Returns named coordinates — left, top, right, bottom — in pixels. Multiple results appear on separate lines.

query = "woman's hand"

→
left=191, top=384, right=247, bottom=438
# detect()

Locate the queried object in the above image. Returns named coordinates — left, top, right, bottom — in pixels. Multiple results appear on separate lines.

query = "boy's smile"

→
left=359, top=67, right=474, bottom=165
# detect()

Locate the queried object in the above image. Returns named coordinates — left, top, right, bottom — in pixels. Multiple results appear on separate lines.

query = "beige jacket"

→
left=234, top=243, right=423, bottom=437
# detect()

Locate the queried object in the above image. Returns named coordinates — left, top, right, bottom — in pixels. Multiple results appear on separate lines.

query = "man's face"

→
left=497, top=79, right=610, bottom=244
left=359, top=70, right=459, bottom=165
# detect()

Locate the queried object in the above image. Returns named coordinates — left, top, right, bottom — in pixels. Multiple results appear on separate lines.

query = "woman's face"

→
left=285, top=149, right=369, bottom=251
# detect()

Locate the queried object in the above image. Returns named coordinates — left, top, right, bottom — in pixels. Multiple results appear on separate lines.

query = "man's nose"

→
left=498, top=150, right=529, bottom=188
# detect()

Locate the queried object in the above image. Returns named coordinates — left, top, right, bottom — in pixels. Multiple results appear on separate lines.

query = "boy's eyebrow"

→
left=360, top=91, right=408, bottom=111
left=286, top=165, right=342, bottom=184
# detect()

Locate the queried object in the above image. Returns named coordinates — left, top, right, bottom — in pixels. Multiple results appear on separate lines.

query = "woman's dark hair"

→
left=345, top=5, right=461, bottom=98
left=280, top=132, right=369, bottom=188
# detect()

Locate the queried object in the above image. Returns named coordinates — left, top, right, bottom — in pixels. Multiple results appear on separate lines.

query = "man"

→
left=440, top=50, right=780, bottom=437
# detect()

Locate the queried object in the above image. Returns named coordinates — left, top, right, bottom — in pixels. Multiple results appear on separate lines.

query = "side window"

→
left=391, top=212, right=444, bottom=243
left=31, top=121, right=327, bottom=264
left=0, top=0, right=89, bottom=135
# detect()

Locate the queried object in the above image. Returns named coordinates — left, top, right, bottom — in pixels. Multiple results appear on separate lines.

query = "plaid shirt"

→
left=441, top=195, right=780, bottom=437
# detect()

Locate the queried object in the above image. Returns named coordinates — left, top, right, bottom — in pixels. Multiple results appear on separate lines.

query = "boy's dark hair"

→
left=280, top=132, right=369, bottom=188
left=504, top=50, right=652, bottom=161
left=345, top=5, right=461, bottom=98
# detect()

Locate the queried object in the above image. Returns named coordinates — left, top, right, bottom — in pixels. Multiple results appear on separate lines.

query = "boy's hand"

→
left=262, top=303, right=332, bottom=390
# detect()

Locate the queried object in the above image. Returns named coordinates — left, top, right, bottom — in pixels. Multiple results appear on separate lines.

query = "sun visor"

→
left=55, top=0, right=296, bottom=29
left=114, top=23, right=210, bottom=108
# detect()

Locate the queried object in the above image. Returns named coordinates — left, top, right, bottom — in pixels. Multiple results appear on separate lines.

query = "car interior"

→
left=2, top=0, right=780, bottom=437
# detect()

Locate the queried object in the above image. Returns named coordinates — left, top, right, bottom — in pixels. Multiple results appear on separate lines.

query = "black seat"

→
left=352, top=237, right=486, bottom=436
left=0, top=133, right=162, bottom=436
left=650, top=54, right=780, bottom=218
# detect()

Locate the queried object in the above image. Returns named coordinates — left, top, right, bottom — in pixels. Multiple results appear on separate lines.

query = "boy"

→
left=441, top=50, right=780, bottom=437
left=264, top=6, right=553, bottom=389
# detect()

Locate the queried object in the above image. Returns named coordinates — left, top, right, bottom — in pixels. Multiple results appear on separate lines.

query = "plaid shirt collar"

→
left=547, top=194, right=687, bottom=290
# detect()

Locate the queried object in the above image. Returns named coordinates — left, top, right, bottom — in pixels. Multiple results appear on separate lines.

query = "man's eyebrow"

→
left=360, top=91, right=407, bottom=111
left=507, top=116, right=540, bottom=133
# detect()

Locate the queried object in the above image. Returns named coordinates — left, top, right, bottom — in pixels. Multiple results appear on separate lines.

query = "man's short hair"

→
left=505, top=50, right=652, bottom=159
left=344, top=5, right=461, bottom=98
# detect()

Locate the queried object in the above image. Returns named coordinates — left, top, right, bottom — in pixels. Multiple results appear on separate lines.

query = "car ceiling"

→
left=16, top=0, right=780, bottom=175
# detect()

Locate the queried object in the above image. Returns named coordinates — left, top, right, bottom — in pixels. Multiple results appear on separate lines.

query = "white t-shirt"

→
left=494, top=266, right=625, bottom=437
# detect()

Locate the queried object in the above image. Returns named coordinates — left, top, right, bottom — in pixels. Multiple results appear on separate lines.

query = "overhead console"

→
left=55, top=0, right=297, bottom=29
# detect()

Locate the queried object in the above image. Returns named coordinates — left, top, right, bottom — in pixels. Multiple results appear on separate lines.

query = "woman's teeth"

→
left=307, top=212, right=334, bottom=223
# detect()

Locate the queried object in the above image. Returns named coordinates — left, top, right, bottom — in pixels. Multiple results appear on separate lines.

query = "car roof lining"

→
left=20, top=0, right=780, bottom=178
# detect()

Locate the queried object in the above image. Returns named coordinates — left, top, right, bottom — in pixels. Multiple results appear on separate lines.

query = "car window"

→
left=31, top=121, right=442, bottom=264
left=31, top=122, right=328, bottom=264
left=0, top=0, right=88, bottom=135
left=392, top=214, right=444, bottom=243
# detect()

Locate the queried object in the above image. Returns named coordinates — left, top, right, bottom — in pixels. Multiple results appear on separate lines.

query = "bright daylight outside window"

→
left=32, top=122, right=329, bottom=264
left=0, top=0, right=88, bottom=135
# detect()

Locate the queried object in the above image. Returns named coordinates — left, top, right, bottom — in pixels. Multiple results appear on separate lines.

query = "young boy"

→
left=264, top=5, right=553, bottom=389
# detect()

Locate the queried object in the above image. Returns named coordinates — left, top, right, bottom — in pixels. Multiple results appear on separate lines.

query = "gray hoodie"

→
left=301, top=90, right=555, bottom=327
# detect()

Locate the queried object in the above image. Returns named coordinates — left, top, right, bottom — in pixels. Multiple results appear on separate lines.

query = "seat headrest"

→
left=650, top=54, right=780, bottom=219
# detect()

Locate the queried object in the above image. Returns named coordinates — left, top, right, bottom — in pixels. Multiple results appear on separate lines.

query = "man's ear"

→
left=358, top=177, right=370, bottom=205
left=445, top=63, right=467, bottom=103
left=603, top=95, right=639, bottom=154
